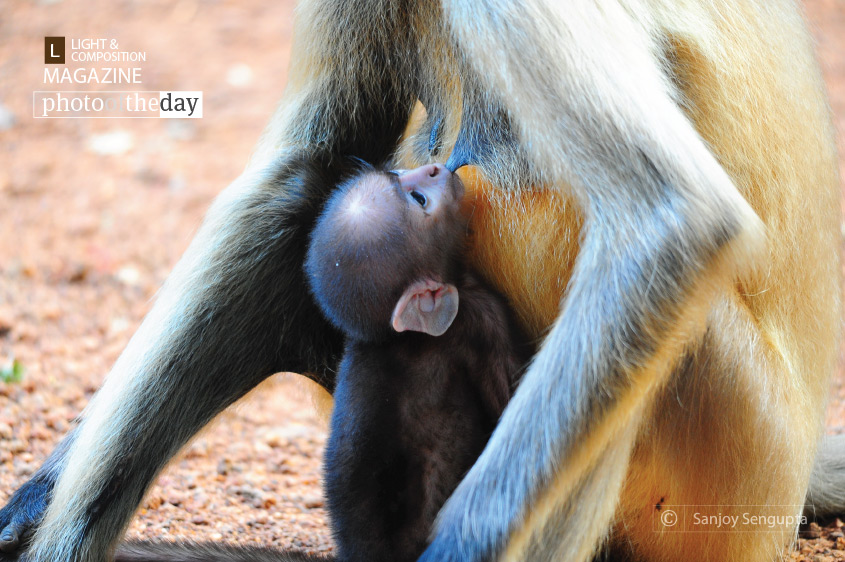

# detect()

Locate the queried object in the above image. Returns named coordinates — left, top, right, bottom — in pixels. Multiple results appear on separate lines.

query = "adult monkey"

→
left=0, top=0, right=842, bottom=561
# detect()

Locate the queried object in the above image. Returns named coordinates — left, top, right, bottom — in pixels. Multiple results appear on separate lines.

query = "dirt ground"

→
left=0, top=1, right=844, bottom=560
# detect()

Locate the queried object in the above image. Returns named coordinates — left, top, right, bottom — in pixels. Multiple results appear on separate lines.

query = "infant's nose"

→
left=397, top=164, right=450, bottom=192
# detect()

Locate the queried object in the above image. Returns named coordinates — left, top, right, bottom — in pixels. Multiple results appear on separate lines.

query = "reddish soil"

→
left=0, top=1, right=843, bottom=560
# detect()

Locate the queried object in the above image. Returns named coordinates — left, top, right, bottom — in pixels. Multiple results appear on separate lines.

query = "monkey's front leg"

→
left=421, top=207, right=757, bottom=561
left=420, top=1, right=764, bottom=561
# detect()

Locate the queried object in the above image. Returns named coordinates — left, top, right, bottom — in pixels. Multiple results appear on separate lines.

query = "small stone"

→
left=303, top=496, right=324, bottom=509
left=0, top=311, right=12, bottom=337
left=14, top=463, right=36, bottom=477
left=31, top=427, right=51, bottom=440
left=115, top=266, right=142, bottom=287
left=217, top=458, right=233, bottom=475
left=108, top=317, right=130, bottom=336
left=168, top=174, right=186, bottom=193
left=87, top=130, right=134, bottom=156
left=226, top=63, right=254, bottom=88
left=0, top=103, right=15, bottom=130
left=145, top=496, right=163, bottom=510
left=805, top=522, right=823, bottom=539
left=166, top=121, right=195, bottom=142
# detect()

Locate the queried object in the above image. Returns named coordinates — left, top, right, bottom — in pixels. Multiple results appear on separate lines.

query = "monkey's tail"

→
left=805, top=434, right=845, bottom=519
left=114, top=540, right=335, bottom=562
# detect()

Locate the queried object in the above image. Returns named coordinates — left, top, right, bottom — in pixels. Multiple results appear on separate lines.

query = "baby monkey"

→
left=305, top=163, right=530, bottom=562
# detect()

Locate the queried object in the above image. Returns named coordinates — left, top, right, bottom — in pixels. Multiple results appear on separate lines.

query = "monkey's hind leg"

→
left=19, top=159, right=344, bottom=562
left=4, top=1, right=417, bottom=560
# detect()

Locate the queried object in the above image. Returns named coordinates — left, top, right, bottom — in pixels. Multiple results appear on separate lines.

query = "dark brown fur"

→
left=307, top=168, right=530, bottom=561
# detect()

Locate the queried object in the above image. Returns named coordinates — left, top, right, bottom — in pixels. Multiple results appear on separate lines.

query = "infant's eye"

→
left=410, top=191, right=427, bottom=207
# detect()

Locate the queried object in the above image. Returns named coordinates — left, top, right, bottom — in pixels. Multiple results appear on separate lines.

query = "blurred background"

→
left=0, top=0, right=842, bottom=558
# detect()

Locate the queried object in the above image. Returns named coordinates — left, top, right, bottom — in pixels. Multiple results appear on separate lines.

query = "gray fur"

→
left=6, top=2, right=418, bottom=559
left=115, top=541, right=333, bottom=562
left=805, top=434, right=845, bottom=520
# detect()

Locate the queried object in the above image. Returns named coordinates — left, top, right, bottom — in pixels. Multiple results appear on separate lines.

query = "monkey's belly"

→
left=457, top=166, right=582, bottom=340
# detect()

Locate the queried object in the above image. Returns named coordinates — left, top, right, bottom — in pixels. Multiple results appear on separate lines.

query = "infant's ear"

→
left=391, top=279, right=459, bottom=336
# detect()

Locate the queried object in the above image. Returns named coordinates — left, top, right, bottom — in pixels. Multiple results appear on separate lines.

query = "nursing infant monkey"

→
left=1, top=1, right=843, bottom=561
left=305, top=163, right=529, bottom=562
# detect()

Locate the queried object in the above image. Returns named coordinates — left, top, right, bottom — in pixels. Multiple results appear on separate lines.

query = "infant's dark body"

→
left=324, top=272, right=528, bottom=562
